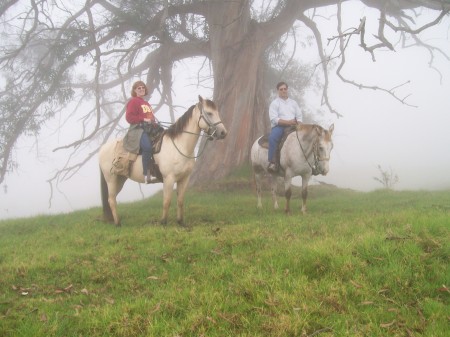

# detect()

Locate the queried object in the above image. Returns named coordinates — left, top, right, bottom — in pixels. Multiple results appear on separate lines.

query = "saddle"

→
left=258, top=125, right=297, bottom=168
left=141, top=122, right=164, bottom=155
left=111, top=128, right=165, bottom=181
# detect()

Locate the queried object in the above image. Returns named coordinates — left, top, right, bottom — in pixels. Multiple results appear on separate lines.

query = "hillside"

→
left=0, top=174, right=449, bottom=336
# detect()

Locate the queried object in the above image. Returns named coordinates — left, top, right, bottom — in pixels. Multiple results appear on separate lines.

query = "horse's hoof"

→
left=160, top=219, right=167, bottom=226
left=181, top=224, right=193, bottom=231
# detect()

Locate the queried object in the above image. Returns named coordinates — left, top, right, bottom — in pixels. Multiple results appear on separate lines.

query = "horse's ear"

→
left=313, top=125, right=322, bottom=135
left=329, top=124, right=334, bottom=134
left=198, top=95, right=204, bottom=103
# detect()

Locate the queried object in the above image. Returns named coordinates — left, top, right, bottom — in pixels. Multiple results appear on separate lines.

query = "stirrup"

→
left=267, top=162, right=277, bottom=173
left=145, top=175, right=158, bottom=184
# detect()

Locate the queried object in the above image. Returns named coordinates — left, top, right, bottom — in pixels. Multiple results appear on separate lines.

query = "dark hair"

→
left=131, top=81, right=148, bottom=97
left=276, top=82, right=288, bottom=90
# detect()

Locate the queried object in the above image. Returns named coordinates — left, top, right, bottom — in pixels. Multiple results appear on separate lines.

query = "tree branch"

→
left=324, top=3, right=448, bottom=108
left=299, top=12, right=342, bottom=117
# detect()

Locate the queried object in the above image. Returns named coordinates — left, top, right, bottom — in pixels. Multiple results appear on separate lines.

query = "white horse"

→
left=99, top=96, right=227, bottom=226
left=251, top=124, right=334, bottom=214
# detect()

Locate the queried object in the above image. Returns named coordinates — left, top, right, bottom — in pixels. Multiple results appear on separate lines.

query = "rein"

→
left=170, top=134, right=210, bottom=159
left=197, top=102, right=225, bottom=140
left=158, top=103, right=223, bottom=159
left=295, top=128, right=329, bottom=175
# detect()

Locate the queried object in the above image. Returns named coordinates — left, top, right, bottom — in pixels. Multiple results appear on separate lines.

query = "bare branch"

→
left=0, top=0, right=19, bottom=17
left=334, top=14, right=418, bottom=108
left=385, top=8, right=449, bottom=34
left=299, top=12, right=342, bottom=118
left=324, top=3, right=448, bottom=107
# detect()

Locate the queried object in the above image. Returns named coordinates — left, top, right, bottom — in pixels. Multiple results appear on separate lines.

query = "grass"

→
left=0, top=169, right=449, bottom=336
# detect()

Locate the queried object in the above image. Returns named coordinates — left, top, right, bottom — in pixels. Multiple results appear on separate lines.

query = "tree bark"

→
left=190, top=1, right=272, bottom=184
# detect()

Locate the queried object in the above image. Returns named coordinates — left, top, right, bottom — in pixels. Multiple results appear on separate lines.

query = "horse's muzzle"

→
left=315, top=160, right=330, bottom=176
left=216, top=128, right=227, bottom=139
left=209, top=127, right=227, bottom=140
left=319, top=165, right=329, bottom=176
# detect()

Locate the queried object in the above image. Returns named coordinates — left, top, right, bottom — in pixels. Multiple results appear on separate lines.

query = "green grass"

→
left=0, top=172, right=449, bottom=336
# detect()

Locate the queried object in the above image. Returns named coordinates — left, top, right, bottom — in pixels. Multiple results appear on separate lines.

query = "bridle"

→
left=197, top=102, right=224, bottom=140
left=296, top=129, right=331, bottom=175
left=169, top=102, right=224, bottom=159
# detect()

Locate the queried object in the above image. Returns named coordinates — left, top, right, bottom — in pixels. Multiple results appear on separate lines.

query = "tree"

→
left=373, top=164, right=399, bottom=189
left=0, top=0, right=449, bottom=188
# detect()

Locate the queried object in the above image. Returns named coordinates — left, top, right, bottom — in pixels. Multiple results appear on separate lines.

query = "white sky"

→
left=1, top=3, right=449, bottom=219
left=302, top=4, right=450, bottom=191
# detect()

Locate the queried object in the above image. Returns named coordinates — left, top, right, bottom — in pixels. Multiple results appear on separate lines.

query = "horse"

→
left=99, top=95, right=227, bottom=226
left=250, top=123, right=334, bottom=214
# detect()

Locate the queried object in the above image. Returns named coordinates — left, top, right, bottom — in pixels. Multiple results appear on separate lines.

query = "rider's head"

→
left=276, top=81, right=288, bottom=99
left=131, top=81, right=148, bottom=97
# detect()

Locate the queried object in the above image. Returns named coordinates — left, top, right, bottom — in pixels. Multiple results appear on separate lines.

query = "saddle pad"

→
left=257, top=126, right=296, bottom=150
left=111, top=140, right=138, bottom=177
left=257, top=135, right=270, bottom=149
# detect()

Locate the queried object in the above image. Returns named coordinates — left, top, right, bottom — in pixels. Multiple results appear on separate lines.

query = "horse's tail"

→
left=100, top=166, right=114, bottom=222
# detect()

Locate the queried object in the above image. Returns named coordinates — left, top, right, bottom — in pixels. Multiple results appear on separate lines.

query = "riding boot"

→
left=146, top=168, right=158, bottom=184
left=267, top=162, right=278, bottom=173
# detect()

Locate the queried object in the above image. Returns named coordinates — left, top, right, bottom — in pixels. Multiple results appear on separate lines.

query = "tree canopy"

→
left=1, top=0, right=449, bottom=188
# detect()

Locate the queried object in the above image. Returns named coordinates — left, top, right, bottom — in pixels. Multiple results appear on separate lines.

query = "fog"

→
left=1, top=5, right=449, bottom=220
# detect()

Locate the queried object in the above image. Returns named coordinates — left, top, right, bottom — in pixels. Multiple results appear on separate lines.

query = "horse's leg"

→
left=100, top=168, right=114, bottom=223
left=112, top=177, right=127, bottom=226
left=107, top=175, right=127, bottom=226
left=270, top=174, right=279, bottom=210
left=253, top=170, right=263, bottom=209
left=100, top=166, right=127, bottom=226
left=300, top=176, right=310, bottom=214
left=175, top=176, right=190, bottom=226
left=161, top=177, right=175, bottom=225
left=284, top=175, right=293, bottom=215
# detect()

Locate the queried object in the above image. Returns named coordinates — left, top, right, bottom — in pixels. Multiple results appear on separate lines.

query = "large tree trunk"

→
left=190, top=1, right=272, bottom=184
left=190, top=55, right=269, bottom=184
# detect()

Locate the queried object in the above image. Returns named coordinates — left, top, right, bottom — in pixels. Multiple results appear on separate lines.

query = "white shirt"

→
left=269, top=97, right=302, bottom=128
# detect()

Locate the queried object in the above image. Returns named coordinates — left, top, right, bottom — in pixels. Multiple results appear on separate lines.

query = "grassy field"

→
left=0, top=172, right=449, bottom=336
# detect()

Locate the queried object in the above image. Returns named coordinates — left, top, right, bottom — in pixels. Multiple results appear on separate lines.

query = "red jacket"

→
left=125, top=97, right=155, bottom=124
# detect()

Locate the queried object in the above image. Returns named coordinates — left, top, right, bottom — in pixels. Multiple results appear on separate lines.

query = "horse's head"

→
left=313, top=124, right=334, bottom=175
left=197, top=95, right=228, bottom=140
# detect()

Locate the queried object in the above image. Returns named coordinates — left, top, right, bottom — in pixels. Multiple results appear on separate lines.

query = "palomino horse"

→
left=99, top=96, right=227, bottom=226
left=251, top=124, right=334, bottom=214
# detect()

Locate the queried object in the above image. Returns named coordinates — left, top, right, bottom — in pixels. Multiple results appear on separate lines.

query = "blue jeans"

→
left=140, top=132, right=153, bottom=175
left=268, top=126, right=285, bottom=163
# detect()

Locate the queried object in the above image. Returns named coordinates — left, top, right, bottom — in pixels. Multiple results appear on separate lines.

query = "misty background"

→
left=1, top=3, right=449, bottom=220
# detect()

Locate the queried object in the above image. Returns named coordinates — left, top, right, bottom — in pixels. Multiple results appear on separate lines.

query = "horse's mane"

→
left=295, top=123, right=331, bottom=140
left=165, top=99, right=217, bottom=139
left=166, top=104, right=195, bottom=139
left=295, top=123, right=322, bottom=132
